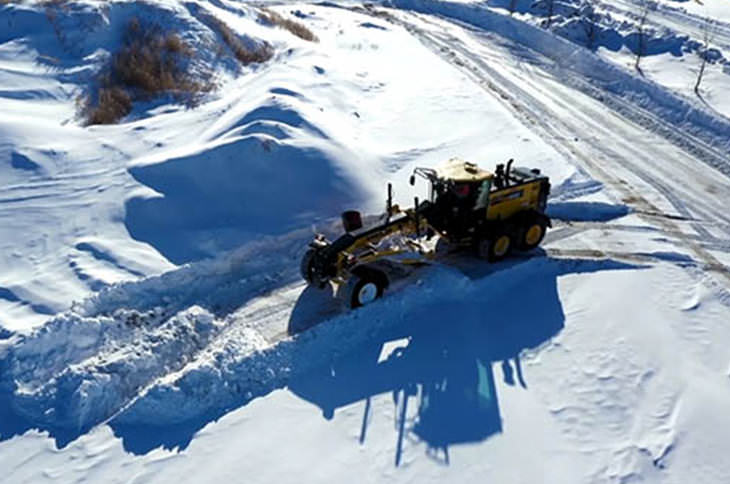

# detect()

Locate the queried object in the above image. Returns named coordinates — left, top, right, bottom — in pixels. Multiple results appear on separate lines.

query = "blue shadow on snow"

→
left=125, top=135, right=361, bottom=265
left=286, top=255, right=640, bottom=464
left=104, top=255, right=641, bottom=461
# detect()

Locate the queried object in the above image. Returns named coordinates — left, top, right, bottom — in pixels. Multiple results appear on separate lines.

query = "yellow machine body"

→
left=487, top=179, right=545, bottom=221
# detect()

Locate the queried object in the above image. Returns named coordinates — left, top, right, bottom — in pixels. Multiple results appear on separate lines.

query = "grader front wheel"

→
left=345, top=269, right=387, bottom=308
left=300, top=248, right=317, bottom=284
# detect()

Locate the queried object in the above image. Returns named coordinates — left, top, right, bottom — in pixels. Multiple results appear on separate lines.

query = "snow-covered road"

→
left=2, top=1, right=730, bottom=482
left=608, top=0, right=730, bottom=51
left=378, top=4, right=730, bottom=276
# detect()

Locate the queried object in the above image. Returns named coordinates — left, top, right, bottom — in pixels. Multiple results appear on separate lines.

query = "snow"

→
left=1, top=0, right=730, bottom=483
left=0, top=0, right=567, bottom=330
left=486, top=0, right=730, bottom=118
left=662, top=0, right=730, bottom=23
left=3, top=260, right=730, bottom=483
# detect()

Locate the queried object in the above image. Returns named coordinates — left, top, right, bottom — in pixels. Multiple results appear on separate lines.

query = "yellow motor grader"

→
left=300, top=158, right=551, bottom=308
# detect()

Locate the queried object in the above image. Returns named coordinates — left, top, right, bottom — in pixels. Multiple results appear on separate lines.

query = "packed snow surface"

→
left=1, top=0, right=730, bottom=483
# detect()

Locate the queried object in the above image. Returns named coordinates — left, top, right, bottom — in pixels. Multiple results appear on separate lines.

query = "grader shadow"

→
left=287, top=256, right=641, bottom=465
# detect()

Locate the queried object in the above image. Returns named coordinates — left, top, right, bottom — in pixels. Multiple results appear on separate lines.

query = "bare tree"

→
left=634, top=1, right=651, bottom=74
left=580, top=0, right=599, bottom=49
left=545, top=0, right=555, bottom=29
left=531, top=0, right=555, bottom=28
left=694, top=16, right=716, bottom=95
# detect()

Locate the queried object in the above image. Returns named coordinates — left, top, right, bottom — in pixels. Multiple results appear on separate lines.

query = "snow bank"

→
left=11, top=306, right=221, bottom=433
left=490, top=0, right=728, bottom=64
left=1, top=239, right=630, bottom=451
left=111, top=257, right=630, bottom=439
left=70, top=227, right=321, bottom=319
left=125, top=106, right=368, bottom=264
left=102, top=264, right=492, bottom=434
left=0, top=227, right=318, bottom=437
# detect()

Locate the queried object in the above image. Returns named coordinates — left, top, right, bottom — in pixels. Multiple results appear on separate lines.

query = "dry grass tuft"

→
left=83, top=18, right=212, bottom=125
left=86, top=86, right=132, bottom=125
left=112, top=18, right=201, bottom=95
left=202, top=14, right=274, bottom=65
left=258, top=8, right=318, bottom=42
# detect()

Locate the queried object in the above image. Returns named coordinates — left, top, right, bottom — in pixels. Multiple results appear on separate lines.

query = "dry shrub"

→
left=258, top=8, right=317, bottom=42
left=113, top=18, right=200, bottom=95
left=84, top=18, right=211, bottom=125
left=86, top=87, right=132, bottom=125
left=82, top=13, right=275, bottom=125
left=203, top=14, right=273, bottom=65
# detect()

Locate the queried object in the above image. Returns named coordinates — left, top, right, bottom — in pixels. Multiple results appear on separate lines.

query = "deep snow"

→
left=1, top=0, right=730, bottom=483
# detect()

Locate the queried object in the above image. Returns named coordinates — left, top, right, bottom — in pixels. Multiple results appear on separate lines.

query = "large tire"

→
left=346, top=270, right=386, bottom=309
left=300, top=248, right=317, bottom=284
left=434, top=236, right=453, bottom=256
left=477, top=231, right=513, bottom=262
left=517, top=217, right=547, bottom=251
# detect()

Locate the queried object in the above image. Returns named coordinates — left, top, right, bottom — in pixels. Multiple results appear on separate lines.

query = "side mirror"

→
left=409, top=175, right=416, bottom=186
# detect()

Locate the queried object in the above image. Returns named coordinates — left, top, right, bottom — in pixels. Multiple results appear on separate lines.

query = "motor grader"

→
left=300, top=158, right=551, bottom=308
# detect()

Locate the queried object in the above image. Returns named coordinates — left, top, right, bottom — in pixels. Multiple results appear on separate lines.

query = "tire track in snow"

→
left=604, top=0, right=730, bottom=54
left=392, top=8, right=730, bottom=229
left=387, top=0, right=730, bottom=161
left=546, top=221, right=730, bottom=255
left=366, top=7, right=730, bottom=288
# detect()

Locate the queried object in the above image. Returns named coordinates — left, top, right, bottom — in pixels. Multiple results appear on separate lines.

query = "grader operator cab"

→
left=301, top=158, right=551, bottom=308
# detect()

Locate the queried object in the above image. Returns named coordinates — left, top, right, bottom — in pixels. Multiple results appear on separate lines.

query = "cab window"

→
left=475, top=180, right=491, bottom=210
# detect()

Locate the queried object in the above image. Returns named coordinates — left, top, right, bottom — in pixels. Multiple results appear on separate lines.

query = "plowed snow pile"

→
left=1, top=1, right=730, bottom=483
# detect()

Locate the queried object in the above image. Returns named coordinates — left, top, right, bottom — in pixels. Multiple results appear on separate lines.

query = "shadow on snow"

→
left=111, top=256, right=639, bottom=461
left=123, top=94, right=365, bottom=266
left=286, top=255, right=640, bottom=464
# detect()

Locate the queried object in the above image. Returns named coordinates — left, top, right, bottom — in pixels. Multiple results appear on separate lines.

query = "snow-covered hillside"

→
left=1, top=0, right=730, bottom=483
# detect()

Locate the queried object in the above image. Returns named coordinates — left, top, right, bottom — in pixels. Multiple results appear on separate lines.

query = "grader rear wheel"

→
left=518, top=218, right=547, bottom=251
left=478, top=231, right=513, bottom=262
